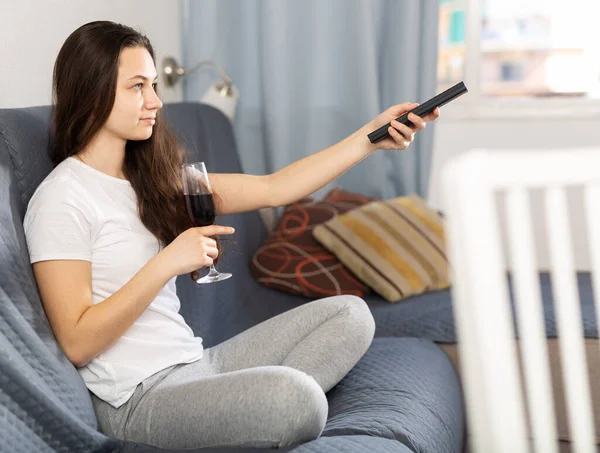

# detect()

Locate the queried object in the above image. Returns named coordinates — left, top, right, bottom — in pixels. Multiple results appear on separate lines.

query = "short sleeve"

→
left=23, top=179, right=94, bottom=263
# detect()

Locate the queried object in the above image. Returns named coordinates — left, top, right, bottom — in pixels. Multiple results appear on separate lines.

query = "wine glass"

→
left=182, top=162, right=232, bottom=284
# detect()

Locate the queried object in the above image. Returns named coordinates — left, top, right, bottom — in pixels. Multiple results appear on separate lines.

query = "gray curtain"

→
left=181, top=0, right=439, bottom=199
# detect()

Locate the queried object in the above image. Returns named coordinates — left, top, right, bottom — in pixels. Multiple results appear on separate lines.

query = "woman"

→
left=23, top=21, right=439, bottom=449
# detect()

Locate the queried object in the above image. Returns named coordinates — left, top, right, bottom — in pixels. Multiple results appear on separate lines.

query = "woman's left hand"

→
left=366, top=102, right=440, bottom=151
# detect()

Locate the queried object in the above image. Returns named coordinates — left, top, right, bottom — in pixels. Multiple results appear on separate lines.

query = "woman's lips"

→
left=141, top=118, right=155, bottom=125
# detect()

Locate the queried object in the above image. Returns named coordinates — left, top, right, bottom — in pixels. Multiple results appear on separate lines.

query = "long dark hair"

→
left=50, top=21, right=220, bottom=278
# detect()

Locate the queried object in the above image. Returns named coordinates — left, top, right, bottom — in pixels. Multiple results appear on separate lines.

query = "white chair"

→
left=440, top=148, right=600, bottom=453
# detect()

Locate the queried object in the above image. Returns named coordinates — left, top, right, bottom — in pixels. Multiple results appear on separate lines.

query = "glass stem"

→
left=207, top=264, right=220, bottom=276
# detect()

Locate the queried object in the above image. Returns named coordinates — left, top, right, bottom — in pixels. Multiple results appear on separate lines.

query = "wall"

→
left=429, top=112, right=600, bottom=270
left=0, top=0, right=183, bottom=107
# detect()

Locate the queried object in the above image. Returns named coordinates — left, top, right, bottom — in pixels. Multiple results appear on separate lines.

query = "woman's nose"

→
left=145, top=90, right=163, bottom=110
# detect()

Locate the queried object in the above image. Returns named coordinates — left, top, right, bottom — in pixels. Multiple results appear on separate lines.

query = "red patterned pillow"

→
left=250, top=188, right=378, bottom=298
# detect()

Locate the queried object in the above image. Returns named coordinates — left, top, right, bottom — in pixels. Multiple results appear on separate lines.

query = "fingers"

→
left=390, top=103, right=438, bottom=127
left=198, top=225, right=235, bottom=236
left=385, top=110, right=429, bottom=149
left=389, top=120, right=412, bottom=140
left=423, top=107, right=440, bottom=121
left=393, top=102, right=419, bottom=114
left=388, top=124, right=410, bottom=149
left=407, top=112, right=427, bottom=131
left=381, top=103, right=438, bottom=151
left=205, top=245, right=219, bottom=260
left=202, top=236, right=219, bottom=259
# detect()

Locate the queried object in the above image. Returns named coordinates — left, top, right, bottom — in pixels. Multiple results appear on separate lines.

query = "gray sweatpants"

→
left=92, top=295, right=375, bottom=449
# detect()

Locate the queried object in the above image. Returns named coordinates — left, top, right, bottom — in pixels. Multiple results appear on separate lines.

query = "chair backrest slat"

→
left=505, top=188, right=558, bottom=453
left=584, top=185, right=600, bottom=360
left=545, top=187, right=596, bottom=453
left=441, top=148, right=600, bottom=453
left=442, top=152, right=530, bottom=453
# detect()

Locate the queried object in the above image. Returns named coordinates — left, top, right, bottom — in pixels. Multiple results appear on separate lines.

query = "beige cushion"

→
left=312, top=194, right=450, bottom=302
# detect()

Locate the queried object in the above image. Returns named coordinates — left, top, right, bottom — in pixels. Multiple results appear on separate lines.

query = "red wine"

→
left=185, top=193, right=216, bottom=227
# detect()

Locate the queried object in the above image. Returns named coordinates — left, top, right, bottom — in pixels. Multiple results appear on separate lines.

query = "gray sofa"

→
left=0, top=103, right=465, bottom=453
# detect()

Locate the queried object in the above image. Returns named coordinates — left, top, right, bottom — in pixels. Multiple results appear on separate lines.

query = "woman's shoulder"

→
left=34, top=164, right=83, bottom=196
left=27, top=160, right=91, bottom=212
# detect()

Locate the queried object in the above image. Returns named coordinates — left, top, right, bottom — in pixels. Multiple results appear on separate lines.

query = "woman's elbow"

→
left=60, top=340, right=91, bottom=368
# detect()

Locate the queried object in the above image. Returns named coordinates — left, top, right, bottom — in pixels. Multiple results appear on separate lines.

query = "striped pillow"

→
left=312, top=194, right=450, bottom=302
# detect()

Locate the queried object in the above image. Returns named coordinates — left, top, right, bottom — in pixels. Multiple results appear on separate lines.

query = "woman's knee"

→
left=332, top=295, right=376, bottom=347
left=264, top=367, right=328, bottom=447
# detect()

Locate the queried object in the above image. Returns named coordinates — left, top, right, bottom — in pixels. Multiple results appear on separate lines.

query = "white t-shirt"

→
left=23, top=157, right=204, bottom=408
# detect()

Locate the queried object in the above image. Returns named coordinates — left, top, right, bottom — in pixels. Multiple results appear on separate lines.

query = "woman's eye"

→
left=152, top=83, right=157, bottom=90
left=133, top=83, right=143, bottom=89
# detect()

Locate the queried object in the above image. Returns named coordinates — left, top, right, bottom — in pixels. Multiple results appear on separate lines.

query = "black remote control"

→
left=367, top=81, right=468, bottom=144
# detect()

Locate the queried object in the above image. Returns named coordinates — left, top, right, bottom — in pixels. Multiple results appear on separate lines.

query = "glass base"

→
left=195, top=272, right=233, bottom=284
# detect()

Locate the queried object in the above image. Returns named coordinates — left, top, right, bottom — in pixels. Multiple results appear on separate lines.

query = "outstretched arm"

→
left=210, top=103, right=438, bottom=216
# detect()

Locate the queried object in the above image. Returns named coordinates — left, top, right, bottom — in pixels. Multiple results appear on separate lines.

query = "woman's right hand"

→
left=157, top=225, right=235, bottom=278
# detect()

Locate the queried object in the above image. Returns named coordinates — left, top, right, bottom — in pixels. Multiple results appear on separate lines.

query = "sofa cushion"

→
left=250, top=189, right=376, bottom=299
left=284, top=435, right=413, bottom=453
left=0, top=106, right=55, bottom=218
left=323, top=337, right=464, bottom=453
left=117, top=435, right=413, bottom=453
left=313, top=194, right=450, bottom=302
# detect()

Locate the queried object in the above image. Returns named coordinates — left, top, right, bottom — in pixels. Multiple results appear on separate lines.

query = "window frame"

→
left=441, top=0, right=600, bottom=120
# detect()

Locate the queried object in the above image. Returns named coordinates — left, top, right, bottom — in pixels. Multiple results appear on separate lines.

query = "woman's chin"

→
left=128, top=130, right=153, bottom=141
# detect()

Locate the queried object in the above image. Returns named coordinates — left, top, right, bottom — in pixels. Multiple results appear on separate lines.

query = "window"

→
left=438, top=0, right=600, bottom=103
left=438, top=0, right=467, bottom=93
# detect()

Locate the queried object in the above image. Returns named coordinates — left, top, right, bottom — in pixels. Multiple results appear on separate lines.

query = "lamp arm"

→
left=162, top=56, right=235, bottom=90
left=182, top=60, right=233, bottom=85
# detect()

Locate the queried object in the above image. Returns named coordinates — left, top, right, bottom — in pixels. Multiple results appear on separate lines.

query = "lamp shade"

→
left=200, top=81, right=240, bottom=122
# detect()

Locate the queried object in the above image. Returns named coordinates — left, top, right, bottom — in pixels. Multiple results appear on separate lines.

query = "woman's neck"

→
left=76, top=129, right=128, bottom=180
